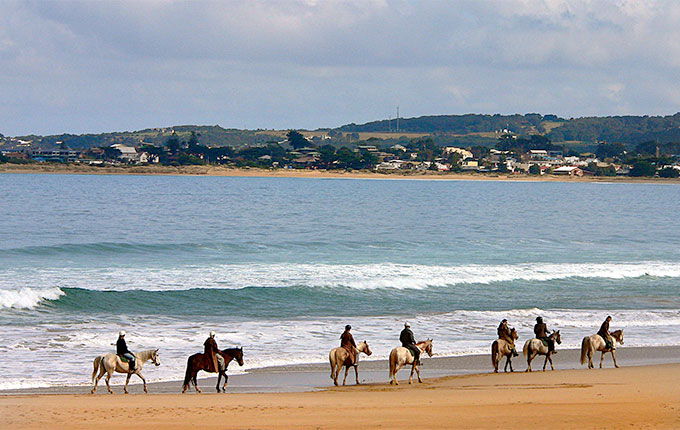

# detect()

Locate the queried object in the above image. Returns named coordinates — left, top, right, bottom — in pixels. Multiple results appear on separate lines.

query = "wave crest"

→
left=0, top=287, right=65, bottom=309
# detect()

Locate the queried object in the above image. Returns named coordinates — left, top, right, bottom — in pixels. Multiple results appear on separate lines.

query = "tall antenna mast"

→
left=396, top=106, right=400, bottom=133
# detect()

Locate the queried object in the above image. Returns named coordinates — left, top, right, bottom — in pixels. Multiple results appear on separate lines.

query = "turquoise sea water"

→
left=1, top=174, right=679, bottom=388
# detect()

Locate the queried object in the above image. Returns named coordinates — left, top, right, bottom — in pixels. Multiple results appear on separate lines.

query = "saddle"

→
left=540, top=339, right=549, bottom=347
left=118, top=354, right=130, bottom=363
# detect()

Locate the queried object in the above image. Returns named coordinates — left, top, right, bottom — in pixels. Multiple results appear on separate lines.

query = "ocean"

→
left=1, top=173, right=679, bottom=390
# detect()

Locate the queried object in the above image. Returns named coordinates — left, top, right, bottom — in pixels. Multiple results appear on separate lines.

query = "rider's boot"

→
left=512, top=347, right=519, bottom=357
left=129, top=362, right=136, bottom=373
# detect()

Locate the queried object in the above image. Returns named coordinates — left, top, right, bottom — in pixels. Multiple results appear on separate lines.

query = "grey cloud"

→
left=1, top=0, right=679, bottom=135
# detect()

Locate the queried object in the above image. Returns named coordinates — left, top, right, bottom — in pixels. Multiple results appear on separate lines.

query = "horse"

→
left=91, top=349, right=160, bottom=394
left=491, top=328, right=519, bottom=373
left=388, top=339, right=433, bottom=385
left=329, top=340, right=373, bottom=386
left=523, top=330, right=562, bottom=372
left=580, top=329, right=624, bottom=369
left=182, top=347, right=244, bottom=393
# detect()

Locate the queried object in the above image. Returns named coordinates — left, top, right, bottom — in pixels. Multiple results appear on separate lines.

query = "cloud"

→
left=0, top=0, right=679, bottom=135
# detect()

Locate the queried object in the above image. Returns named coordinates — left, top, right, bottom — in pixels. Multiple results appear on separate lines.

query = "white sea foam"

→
left=0, top=287, right=64, bottom=309
left=1, top=261, right=679, bottom=292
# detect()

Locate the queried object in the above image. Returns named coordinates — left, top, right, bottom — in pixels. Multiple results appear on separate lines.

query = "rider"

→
left=497, top=319, right=518, bottom=357
left=204, top=331, right=225, bottom=373
left=116, top=330, right=136, bottom=372
left=597, top=316, right=614, bottom=350
left=340, top=324, right=357, bottom=366
left=534, top=317, right=556, bottom=354
left=400, top=322, right=421, bottom=365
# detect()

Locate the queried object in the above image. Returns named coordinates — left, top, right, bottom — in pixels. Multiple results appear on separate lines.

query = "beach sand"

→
left=2, top=347, right=679, bottom=429
left=2, top=162, right=680, bottom=183
left=1, top=363, right=677, bottom=429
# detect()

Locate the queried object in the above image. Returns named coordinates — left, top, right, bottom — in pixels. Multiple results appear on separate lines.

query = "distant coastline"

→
left=2, top=162, right=680, bottom=183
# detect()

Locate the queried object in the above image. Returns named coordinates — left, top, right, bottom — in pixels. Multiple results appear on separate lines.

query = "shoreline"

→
left=3, top=345, right=679, bottom=395
left=2, top=163, right=680, bottom=183
left=2, top=362, right=678, bottom=429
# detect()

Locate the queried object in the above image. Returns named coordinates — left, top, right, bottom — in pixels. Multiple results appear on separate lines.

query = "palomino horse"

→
left=389, top=339, right=433, bottom=385
left=580, top=329, right=624, bottom=369
left=523, top=330, right=562, bottom=372
left=491, top=328, right=519, bottom=373
left=329, top=340, right=373, bottom=386
left=91, top=349, right=160, bottom=394
left=182, top=347, right=244, bottom=393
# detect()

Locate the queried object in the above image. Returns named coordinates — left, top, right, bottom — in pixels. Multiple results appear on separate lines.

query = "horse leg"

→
left=222, top=373, right=229, bottom=392
left=393, top=363, right=404, bottom=385
left=216, top=372, right=221, bottom=393
left=138, top=372, right=148, bottom=394
left=92, top=366, right=105, bottom=394
left=526, top=351, right=535, bottom=372
left=600, top=351, right=606, bottom=369
left=124, top=372, right=133, bottom=394
left=194, top=371, right=202, bottom=393
left=342, top=366, right=349, bottom=386
left=332, top=364, right=339, bottom=386
left=548, top=354, right=555, bottom=371
left=587, top=347, right=593, bottom=369
left=415, top=364, right=423, bottom=383
left=542, top=353, right=549, bottom=371
left=612, top=350, right=619, bottom=368
left=105, top=371, right=113, bottom=394
left=408, top=364, right=415, bottom=384
left=354, top=365, right=360, bottom=385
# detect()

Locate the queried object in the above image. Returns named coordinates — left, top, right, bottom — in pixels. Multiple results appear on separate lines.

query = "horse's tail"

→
left=522, top=340, right=529, bottom=357
left=388, top=349, right=396, bottom=377
left=491, top=341, right=498, bottom=368
left=182, top=356, right=193, bottom=389
left=580, top=337, right=589, bottom=365
left=92, top=356, right=102, bottom=384
left=329, top=350, right=335, bottom=379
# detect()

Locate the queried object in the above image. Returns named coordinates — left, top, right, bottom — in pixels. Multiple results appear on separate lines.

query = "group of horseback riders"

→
left=339, top=321, right=422, bottom=367
left=115, top=329, right=226, bottom=374
left=495, top=315, right=616, bottom=355
left=113, top=315, right=617, bottom=377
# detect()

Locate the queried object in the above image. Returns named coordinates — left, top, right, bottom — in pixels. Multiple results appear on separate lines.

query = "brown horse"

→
left=182, top=347, right=244, bottom=393
left=491, top=328, right=519, bottom=373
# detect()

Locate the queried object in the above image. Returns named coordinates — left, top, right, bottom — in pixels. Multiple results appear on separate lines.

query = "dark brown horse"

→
left=182, top=347, right=244, bottom=393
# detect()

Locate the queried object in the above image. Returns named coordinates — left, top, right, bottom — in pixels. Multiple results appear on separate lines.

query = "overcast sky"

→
left=1, top=0, right=679, bottom=136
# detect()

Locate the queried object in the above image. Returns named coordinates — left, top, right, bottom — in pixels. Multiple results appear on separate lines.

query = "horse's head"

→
left=360, top=340, right=373, bottom=356
left=511, top=328, right=519, bottom=340
left=234, top=347, right=244, bottom=366
left=423, top=339, right=433, bottom=357
left=152, top=349, right=161, bottom=366
left=612, top=329, right=624, bottom=345
left=552, top=330, right=562, bottom=344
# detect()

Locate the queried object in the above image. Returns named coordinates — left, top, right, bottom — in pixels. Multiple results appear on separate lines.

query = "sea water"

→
left=0, top=174, right=678, bottom=389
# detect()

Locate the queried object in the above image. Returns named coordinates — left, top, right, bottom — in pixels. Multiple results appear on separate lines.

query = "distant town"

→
left=2, top=113, right=680, bottom=178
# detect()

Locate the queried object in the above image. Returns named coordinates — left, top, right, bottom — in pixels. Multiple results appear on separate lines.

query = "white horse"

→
left=329, top=341, right=373, bottom=386
left=523, top=331, right=561, bottom=372
left=580, top=329, right=624, bottom=369
left=388, top=339, right=433, bottom=385
left=91, top=349, right=160, bottom=394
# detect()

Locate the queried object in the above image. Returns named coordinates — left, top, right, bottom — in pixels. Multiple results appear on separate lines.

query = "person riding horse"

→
left=534, top=317, right=556, bottom=354
left=204, top=331, right=225, bottom=373
left=498, top=319, right=518, bottom=357
left=340, top=325, right=357, bottom=366
left=116, top=330, right=136, bottom=372
left=597, top=316, right=615, bottom=351
left=400, top=322, right=420, bottom=365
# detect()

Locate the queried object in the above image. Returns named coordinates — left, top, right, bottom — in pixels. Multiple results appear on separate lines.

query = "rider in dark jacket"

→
left=116, top=330, right=136, bottom=372
left=400, top=322, right=420, bottom=365
left=340, top=325, right=357, bottom=365
left=597, top=316, right=614, bottom=350
left=497, top=319, right=518, bottom=357
left=534, top=317, right=556, bottom=354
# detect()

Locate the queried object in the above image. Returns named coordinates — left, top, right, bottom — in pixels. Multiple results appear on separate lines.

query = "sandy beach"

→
left=1, top=362, right=678, bottom=429
left=2, top=347, right=679, bottom=429
left=2, top=162, right=680, bottom=183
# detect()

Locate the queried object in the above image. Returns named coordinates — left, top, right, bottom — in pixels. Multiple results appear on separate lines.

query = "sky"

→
left=1, top=0, right=680, bottom=136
